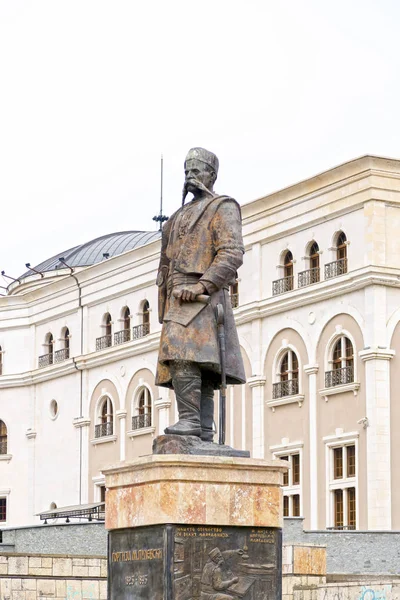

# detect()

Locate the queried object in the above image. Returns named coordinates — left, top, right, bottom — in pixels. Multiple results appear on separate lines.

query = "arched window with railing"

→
left=273, top=349, right=299, bottom=398
left=115, top=307, right=131, bottom=345
left=326, top=231, right=348, bottom=279
left=39, top=333, right=54, bottom=368
left=95, top=396, right=114, bottom=438
left=55, top=327, right=70, bottom=363
left=0, top=420, right=7, bottom=455
left=131, top=386, right=152, bottom=431
left=273, top=251, right=294, bottom=295
left=325, top=335, right=354, bottom=387
left=299, top=242, right=320, bottom=287
left=96, top=313, right=112, bottom=351
left=132, top=301, right=151, bottom=340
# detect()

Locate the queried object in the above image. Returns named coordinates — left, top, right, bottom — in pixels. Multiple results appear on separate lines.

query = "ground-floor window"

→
left=0, top=498, right=7, bottom=522
left=325, top=436, right=358, bottom=530
left=273, top=449, right=302, bottom=517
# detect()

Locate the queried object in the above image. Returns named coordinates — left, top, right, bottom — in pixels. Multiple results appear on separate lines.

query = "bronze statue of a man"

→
left=155, top=148, right=245, bottom=441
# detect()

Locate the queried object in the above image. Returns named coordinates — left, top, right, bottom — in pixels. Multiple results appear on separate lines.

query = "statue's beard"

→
left=182, top=179, right=214, bottom=205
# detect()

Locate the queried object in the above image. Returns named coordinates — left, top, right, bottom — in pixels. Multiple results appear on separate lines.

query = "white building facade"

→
left=1, top=155, right=400, bottom=532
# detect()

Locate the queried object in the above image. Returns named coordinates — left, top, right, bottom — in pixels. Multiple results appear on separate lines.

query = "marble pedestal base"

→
left=104, top=455, right=287, bottom=599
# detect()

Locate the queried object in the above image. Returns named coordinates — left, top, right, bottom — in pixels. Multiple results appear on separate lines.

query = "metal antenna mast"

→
left=153, top=154, right=169, bottom=231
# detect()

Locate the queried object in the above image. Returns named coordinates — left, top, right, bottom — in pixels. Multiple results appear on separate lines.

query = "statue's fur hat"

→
left=185, top=147, right=219, bottom=174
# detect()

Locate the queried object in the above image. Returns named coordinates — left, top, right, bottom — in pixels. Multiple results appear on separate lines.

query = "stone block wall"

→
left=0, top=553, right=107, bottom=600
left=283, top=518, right=400, bottom=575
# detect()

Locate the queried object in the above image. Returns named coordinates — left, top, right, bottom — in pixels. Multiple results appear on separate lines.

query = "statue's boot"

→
left=165, top=364, right=202, bottom=437
left=200, top=380, right=215, bottom=442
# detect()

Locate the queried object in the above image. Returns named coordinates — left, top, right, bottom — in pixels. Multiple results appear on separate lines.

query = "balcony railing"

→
left=94, top=422, right=113, bottom=438
left=272, top=276, right=294, bottom=296
left=96, top=334, right=112, bottom=351
left=298, top=267, right=320, bottom=288
left=38, top=353, right=53, bottom=368
left=54, top=348, right=70, bottom=363
left=325, top=258, right=348, bottom=280
left=114, top=329, right=131, bottom=345
left=230, top=293, right=239, bottom=308
left=0, top=440, right=7, bottom=455
left=132, top=323, right=150, bottom=340
left=325, top=365, right=354, bottom=388
left=272, top=379, right=299, bottom=399
left=132, top=413, right=152, bottom=430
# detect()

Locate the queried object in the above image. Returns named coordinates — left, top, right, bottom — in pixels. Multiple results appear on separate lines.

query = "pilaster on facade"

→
left=360, top=347, right=394, bottom=530
left=248, top=375, right=266, bottom=459
left=154, top=390, right=171, bottom=435
left=116, top=410, right=127, bottom=461
left=305, top=364, right=318, bottom=529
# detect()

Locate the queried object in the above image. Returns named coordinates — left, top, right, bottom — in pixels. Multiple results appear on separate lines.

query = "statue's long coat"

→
left=155, top=194, right=246, bottom=389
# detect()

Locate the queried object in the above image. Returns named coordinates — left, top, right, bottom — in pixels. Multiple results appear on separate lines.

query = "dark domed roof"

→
left=23, top=231, right=161, bottom=276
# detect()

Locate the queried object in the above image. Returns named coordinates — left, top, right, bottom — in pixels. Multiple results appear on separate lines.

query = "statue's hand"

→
left=175, top=283, right=206, bottom=302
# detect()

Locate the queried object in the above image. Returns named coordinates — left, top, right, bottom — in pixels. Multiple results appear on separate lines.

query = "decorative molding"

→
left=247, top=375, right=266, bottom=388
left=266, top=394, right=304, bottom=411
left=323, top=430, right=359, bottom=445
left=319, top=382, right=360, bottom=402
left=304, top=364, right=319, bottom=375
left=25, top=429, right=37, bottom=439
left=0, top=454, right=12, bottom=462
left=154, top=398, right=171, bottom=410
left=359, top=348, right=395, bottom=362
left=269, top=440, right=304, bottom=452
left=127, top=426, right=156, bottom=439
left=73, top=417, right=91, bottom=429
left=116, top=410, right=127, bottom=420
left=91, top=435, right=117, bottom=446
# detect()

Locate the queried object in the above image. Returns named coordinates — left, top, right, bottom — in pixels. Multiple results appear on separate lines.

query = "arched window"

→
left=105, top=314, right=112, bottom=337
left=229, top=281, right=239, bottom=308
left=273, top=251, right=294, bottom=295
left=123, top=307, right=131, bottom=331
left=39, top=333, right=54, bottom=368
left=95, top=396, right=114, bottom=438
left=337, top=232, right=347, bottom=262
left=284, top=251, right=294, bottom=281
left=96, top=314, right=112, bottom=351
left=132, top=387, right=152, bottom=430
left=310, top=242, right=320, bottom=271
left=326, top=232, right=348, bottom=279
left=55, top=327, right=70, bottom=363
left=0, top=420, right=7, bottom=455
left=273, top=349, right=299, bottom=398
left=142, top=301, right=150, bottom=334
left=299, top=242, right=320, bottom=287
left=326, top=335, right=354, bottom=387
left=63, top=328, right=70, bottom=352
left=114, top=307, right=131, bottom=345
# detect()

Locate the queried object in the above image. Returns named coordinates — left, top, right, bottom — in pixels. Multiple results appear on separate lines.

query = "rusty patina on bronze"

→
left=155, top=148, right=245, bottom=443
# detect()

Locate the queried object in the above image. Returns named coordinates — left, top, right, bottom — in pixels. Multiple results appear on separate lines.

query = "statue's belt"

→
left=167, top=272, right=201, bottom=296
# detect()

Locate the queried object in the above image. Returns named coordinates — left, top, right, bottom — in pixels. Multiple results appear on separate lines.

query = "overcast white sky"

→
left=1, top=0, right=400, bottom=279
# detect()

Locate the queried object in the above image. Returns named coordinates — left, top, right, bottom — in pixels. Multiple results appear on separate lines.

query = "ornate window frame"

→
left=319, top=327, right=360, bottom=400
left=266, top=342, right=305, bottom=410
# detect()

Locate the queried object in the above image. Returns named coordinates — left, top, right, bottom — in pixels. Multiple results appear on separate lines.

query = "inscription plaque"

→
left=109, top=524, right=282, bottom=600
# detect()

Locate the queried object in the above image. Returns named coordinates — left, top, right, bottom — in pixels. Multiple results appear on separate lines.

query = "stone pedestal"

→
left=104, top=454, right=287, bottom=599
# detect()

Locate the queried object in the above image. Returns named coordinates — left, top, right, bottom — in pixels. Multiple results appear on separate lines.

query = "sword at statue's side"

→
left=216, top=303, right=226, bottom=446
